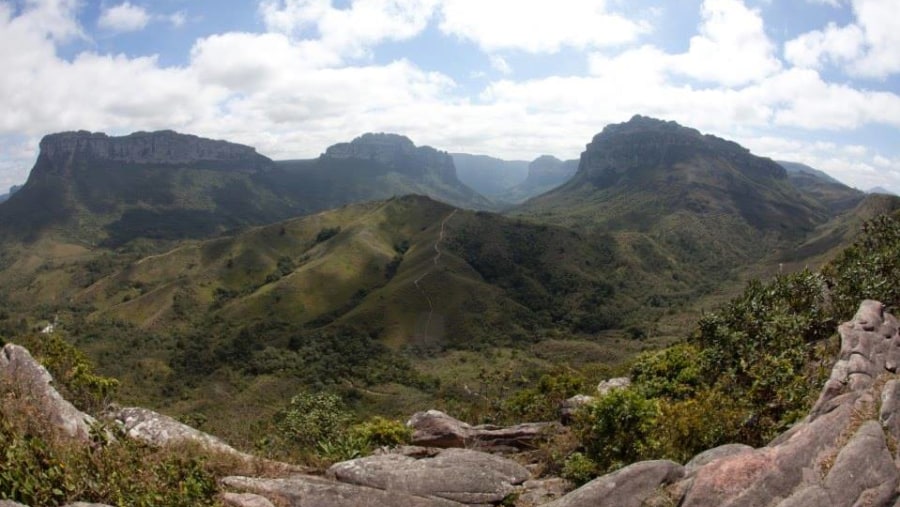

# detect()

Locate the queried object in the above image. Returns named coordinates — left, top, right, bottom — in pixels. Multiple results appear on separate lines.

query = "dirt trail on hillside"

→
left=414, top=209, right=457, bottom=335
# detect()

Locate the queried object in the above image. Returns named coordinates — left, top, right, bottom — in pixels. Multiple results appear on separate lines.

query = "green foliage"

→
left=561, top=452, right=599, bottom=486
left=825, top=213, right=900, bottom=318
left=15, top=333, right=119, bottom=414
left=315, top=226, right=341, bottom=243
left=275, top=391, right=353, bottom=450
left=577, top=388, right=660, bottom=472
left=348, top=416, right=412, bottom=448
left=0, top=415, right=218, bottom=507
left=503, top=370, right=586, bottom=422
left=630, top=343, right=703, bottom=400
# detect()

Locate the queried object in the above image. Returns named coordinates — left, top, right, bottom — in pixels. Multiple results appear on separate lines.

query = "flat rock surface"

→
left=221, top=475, right=465, bottom=507
left=328, top=447, right=530, bottom=504
left=407, top=409, right=555, bottom=450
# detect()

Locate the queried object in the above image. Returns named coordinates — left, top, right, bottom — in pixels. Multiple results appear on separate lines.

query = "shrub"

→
left=577, top=388, right=660, bottom=472
left=348, top=416, right=412, bottom=448
left=561, top=452, right=598, bottom=486
left=275, top=391, right=352, bottom=451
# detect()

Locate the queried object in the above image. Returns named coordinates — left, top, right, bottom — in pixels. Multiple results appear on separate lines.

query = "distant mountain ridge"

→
left=0, top=130, right=491, bottom=245
left=451, top=153, right=529, bottom=197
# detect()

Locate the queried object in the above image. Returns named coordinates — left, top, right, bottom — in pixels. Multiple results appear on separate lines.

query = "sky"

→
left=0, top=0, right=899, bottom=194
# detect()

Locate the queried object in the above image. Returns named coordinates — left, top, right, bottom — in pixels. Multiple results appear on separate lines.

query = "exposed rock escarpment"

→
left=36, top=130, right=272, bottom=171
left=324, top=133, right=458, bottom=184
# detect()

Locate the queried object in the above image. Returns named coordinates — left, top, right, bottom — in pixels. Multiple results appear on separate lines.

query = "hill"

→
left=451, top=153, right=529, bottom=197
left=499, top=155, right=578, bottom=203
left=517, top=116, right=838, bottom=285
left=779, top=160, right=865, bottom=215
left=0, top=130, right=294, bottom=246
left=270, top=134, right=493, bottom=213
left=0, top=131, right=492, bottom=248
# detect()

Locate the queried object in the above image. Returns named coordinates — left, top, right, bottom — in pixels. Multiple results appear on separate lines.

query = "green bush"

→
left=275, top=391, right=352, bottom=450
left=349, top=416, right=412, bottom=448
left=561, top=452, right=598, bottom=486
left=577, top=388, right=660, bottom=472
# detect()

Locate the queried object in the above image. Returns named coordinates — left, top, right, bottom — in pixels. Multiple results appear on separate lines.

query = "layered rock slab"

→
left=327, top=447, right=530, bottom=504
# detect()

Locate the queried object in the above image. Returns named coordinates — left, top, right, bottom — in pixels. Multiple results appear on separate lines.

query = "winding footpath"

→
left=413, top=209, right=457, bottom=335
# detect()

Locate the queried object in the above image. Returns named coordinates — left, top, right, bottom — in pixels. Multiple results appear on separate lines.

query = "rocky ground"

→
left=2, top=300, right=900, bottom=506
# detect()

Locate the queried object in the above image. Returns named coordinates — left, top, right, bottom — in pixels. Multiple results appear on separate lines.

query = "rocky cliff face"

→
left=34, top=130, right=273, bottom=175
left=574, top=115, right=786, bottom=188
left=323, top=133, right=458, bottom=184
left=523, top=155, right=578, bottom=188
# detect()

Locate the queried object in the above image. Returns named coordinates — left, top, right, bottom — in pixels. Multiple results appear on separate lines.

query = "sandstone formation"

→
left=0, top=343, right=95, bottom=441
left=327, top=447, right=530, bottom=504
left=323, top=133, right=458, bottom=184
left=407, top=409, right=556, bottom=450
left=37, top=130, right=272, bottom=170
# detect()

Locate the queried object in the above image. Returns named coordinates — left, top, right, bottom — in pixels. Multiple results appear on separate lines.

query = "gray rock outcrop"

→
left=0, top=344, right=95, bottom=441
left=37, top=130, right=272, bottom=170
left=327, top=447, right=530, bottom=504
left=407, top=409, right=556, bottom=450
left=559, top=300, right=900, bottom=507
left=543, top=460, right=684, bottom=507
left=111, top=406, right=300, bottom=474
left=220, top=475, right=466, bottom=507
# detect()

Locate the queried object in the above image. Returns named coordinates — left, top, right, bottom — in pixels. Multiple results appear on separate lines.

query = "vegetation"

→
left=570, top=210, right=900, bottom=475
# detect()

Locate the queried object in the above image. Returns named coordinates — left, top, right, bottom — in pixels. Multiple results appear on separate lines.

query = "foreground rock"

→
left=555, top=300, right=900, bottom=507
left=328, top=447, right=530, bottom=504
left=221, top=475, right=465, bottom=507
left=544, top=460, right=684, bottom=507
left=112, top=406, right=301, bottom=474
left=407, top=409, right=556, bottom=451
left=0, top=344, right=95, bottom=441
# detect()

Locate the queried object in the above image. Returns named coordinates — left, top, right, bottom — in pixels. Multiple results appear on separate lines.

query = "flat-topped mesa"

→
left=577, top=115, right=786, bottom=186
left=36, top=130, right=273, bottom=171
left=323, top=133, right=458, bottom=183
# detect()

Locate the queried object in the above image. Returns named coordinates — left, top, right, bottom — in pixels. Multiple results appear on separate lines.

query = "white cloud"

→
left=489, top=55, right=511, bottom=75
left=671, top=0, right=781, bottom=86
left=437, top=0, right=647, bottom=53
left=98, top=2, right=150, bottom=33
left=260, top=0, right=437, bottom=60
left=785, top=0, right=900, bottom=78
left=168, top=11, right=186, bottom=28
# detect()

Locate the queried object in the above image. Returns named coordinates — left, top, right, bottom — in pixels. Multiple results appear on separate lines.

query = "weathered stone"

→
left=327, top=447, right=529, bottom=504
left=112, top=407, right=300, bottom=474
left=38, top=130, right=271, bottom=170
left=775, top=485, right=831, bottom=507
left=0, top=344, right=95, bottom=441
left=596, top=377, right=631, bottom=396
left=0, top=501, right=29, bottom=507
left=221, top=475, right=464, bottom=507
left=684, top=443, right=754, bottom=475
left=543, top=460, right=684, bottom=507
left=517, top=478, right=574, bottom=507
left=823, top=421, right=899, bottom=507
left=560, top=395, right=595, bottom=424
left=682, top=400, right=854, bottom=507
left=220, top=492, right=276, bottom=507
left=881, top=379, right=900, bottom=451
left=407, top=410, right=555, bottom=450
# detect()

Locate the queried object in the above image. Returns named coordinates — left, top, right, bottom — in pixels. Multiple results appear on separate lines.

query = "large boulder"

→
left=327, top=447, right=530, bottom=504
left=675, top=300, right=900, bottom=507
left=406, top=410, right=556, bottom=450
left=543, top=460, right=684, bottom=507
left=112, top=406, right=301, bottom=474
left=220, top=475, right=465, bottom=507
left=0, top=344, right=95, bottom=441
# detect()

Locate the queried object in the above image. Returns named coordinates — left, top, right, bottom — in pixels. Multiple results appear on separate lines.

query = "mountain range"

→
left=0, top=115, right=895, bottom=439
